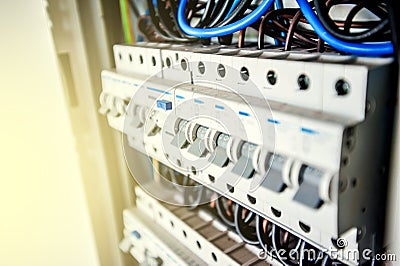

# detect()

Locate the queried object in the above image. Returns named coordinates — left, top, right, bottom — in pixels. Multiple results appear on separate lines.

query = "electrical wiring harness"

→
left=123, top=0, right=394, bottom=56
left=210, top=194, right=335, bottom=265
left=158, top=167, right=350, bottom=266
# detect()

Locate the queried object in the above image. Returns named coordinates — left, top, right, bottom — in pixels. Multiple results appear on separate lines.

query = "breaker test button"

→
left=131, top=230, right=141, bottom=240
left=156, top=100, right=172, bottom=110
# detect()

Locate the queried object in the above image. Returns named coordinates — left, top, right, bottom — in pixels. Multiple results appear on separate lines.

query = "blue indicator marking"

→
left=301, top=127, right=318, bottom=134
left=215, top=105, right=225, bottom=110
left=176, top=95, right=185, bottom=99
left=131, top=230, right=141, bottom=239
left=239, top=111, right=250, bottom=117
left=194, top=99, right=204, bottom=104
left=147, top=87, right=171, bottom=95
left=267, top=119, right=280, bottom=124
left=157, top=100, right=173, bottom=110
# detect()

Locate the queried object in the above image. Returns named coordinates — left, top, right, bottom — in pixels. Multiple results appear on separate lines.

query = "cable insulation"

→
left=177, top=0, right=275, bottom=38
left=296, top=0, right=393, bottom=55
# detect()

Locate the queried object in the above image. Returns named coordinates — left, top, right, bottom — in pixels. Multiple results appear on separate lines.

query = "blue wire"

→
left=274, top=0, right=285, bottom=46
left=177, top=0, right=393, bottom=55
left=177, top=0, right=275, bottom=38
left=296, top=0, right=393, bottom=56
left=225, top=0, right=242, bottom=18
left=275, top=0, right=283, bottom=9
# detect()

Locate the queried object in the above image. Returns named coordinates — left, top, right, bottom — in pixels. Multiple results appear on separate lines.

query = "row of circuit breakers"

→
left=99, top=43, right=395, bottom=265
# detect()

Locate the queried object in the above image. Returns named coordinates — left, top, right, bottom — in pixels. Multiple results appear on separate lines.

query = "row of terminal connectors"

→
left=99, top=92, right=129, bottom=117
left=171, top=119, right=333, bottom=209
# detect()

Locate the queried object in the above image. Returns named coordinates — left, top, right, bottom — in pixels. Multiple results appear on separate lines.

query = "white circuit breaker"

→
left=100, top=43, right=396, bottom=265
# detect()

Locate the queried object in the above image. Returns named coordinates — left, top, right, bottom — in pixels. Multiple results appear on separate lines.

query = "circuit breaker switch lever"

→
left=231, top=142, right=257, bottom=178
left=188, top=126, right=208, bottom=157
left=209, top=133, right=230, bottom=167
left=262, top=155, right=290, bottom=192
left=171, top=119, right=189, bottom=148
left=99, top=92, right=111, bottom=115
left=293, top=165, right=326, bottom=209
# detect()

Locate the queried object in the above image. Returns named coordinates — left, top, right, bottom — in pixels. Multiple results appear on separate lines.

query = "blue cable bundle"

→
left=177, top=0, right=275, bottom=38
left=175, top=0, right=393, bottom=56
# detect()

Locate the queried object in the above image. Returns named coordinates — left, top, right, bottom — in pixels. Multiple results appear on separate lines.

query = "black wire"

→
left=156, top=0, right=184, bottom=38
left=343, top=3, right=371, bottom=33
left=190, top=3, right=212, bottom=43
left=216, top=0, right=253, bottom=27
left=187, top=1, right=207, bottom=25
left=137, top=15, right=162, bottom=41
left=197, top=0, right=217, bottom=27
left=215, top=197, right=236, bottom=227
left=218, top=35, right=234, bottom=45
left=128, top=0, right=141, bottom=17
left=203, top=0, right=225, bottom=27
left=169, top=0, right=198, bottom=39
left=208, top=0, right=235, bottom=27
left=214, top=0, right=253, bottom=44
left=187, top=0, right=241, bottom=44
left=313, top=0, right=390, bottom=42
left=234, top=204, right=259, bottom=245
left=146, top=0, right=175, bottom=40
left=271, top=225, right=304, bottom=265
left=258, top=8, right=325, bottom=50
left=187, top=0, right=202, bottom=16
left=256, top=215, right=273, bottom=252
left=271, top=225, right=291, bottom=265
left=145, top=0, right=200, bottom=42
left=179, top=0, right=265, bottom=45
left=156, top=0, right=197, bottom=41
